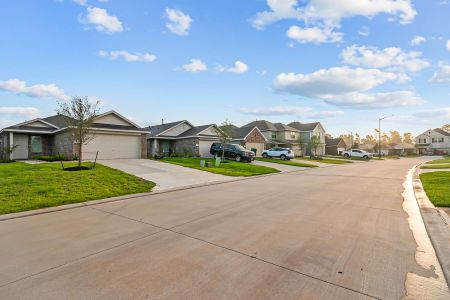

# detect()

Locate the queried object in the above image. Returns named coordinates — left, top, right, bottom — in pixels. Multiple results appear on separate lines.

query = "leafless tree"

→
left=57, top=96, right=100, bottom=167
left=216, top=119, right=233, bottom=160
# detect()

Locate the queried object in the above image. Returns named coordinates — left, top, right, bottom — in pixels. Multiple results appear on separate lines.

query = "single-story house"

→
left=0, top=110, right=149, bottom=160
left=227, top=125, right=267, bottom=156
left=147, top=120, right=223, bottom=157
left=325, top=137, right=348, bottom=155
left=387, top=142, right=415, bottom=156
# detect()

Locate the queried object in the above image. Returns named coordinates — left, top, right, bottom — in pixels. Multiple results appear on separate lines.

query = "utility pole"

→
left=378, top=115, right=393, bottom=159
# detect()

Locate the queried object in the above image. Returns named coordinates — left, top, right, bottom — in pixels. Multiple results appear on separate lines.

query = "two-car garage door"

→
left=83, top=133, right=141, bottom=160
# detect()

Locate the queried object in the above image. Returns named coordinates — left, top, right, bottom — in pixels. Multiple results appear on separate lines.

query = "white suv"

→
left=342, top=149, right=373, bottom=159
left=262, top=147, right=295, bottom=160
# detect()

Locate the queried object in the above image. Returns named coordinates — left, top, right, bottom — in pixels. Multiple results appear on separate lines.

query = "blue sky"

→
left=0, top=0, right=449, bottom=137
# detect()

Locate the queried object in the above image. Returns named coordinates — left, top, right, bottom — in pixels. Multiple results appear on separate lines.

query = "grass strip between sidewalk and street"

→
left=294, top=157, right=353, bottom=164
left=420, top=164, right=450, bottom=169
left=0, top=162, right=155, bottom=215
left=420, top=171, right=450, bottom=207
left=254, top=157, right=318, bottom=168
left=154, top=157, right=279, bottom=177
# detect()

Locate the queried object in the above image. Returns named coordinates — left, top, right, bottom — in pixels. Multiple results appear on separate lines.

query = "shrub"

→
left=34, top=154, right=67, bottom=162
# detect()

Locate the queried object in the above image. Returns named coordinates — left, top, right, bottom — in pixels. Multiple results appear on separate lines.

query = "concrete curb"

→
left=0, top=163, right=328, bottom=222
left=412, top=164, right=450, bottom=286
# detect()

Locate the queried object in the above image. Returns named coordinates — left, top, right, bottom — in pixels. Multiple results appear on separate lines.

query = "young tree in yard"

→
left=216, top=119, right=233, bottom=160
left=297, top=135, right=308, bottom=156
left=0, top=145, right=18, bottom=162
left=57, top=96, right=100, bottom=167
left=309, top=135, right=322, bottom=158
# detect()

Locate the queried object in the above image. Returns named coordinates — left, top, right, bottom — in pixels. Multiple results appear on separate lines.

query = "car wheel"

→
left=344, top=154, right=350, bottom=158
left=262, top=153, right=268, bottom=158
left=363, top=155, right=369, bottom=159
left=280, top=154, right=286, bottom=160
left=235, top=155, right=241, bottom=162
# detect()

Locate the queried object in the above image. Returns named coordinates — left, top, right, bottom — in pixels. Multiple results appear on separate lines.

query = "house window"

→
left=271, top=133, right=276, bottom=139
left=438, top=137, right=444, bottom=143
left=290, top=132, right=296, bottom=139
left=31, top=136, right=42, bottom=153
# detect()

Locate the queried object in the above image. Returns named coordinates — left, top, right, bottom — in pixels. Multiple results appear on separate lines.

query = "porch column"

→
left=153, top=139, right=159, bottom=155
left=9, top=132, right=13, bottom=160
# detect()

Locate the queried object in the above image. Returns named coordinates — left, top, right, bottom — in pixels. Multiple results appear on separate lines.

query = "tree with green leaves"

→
left=216, top=119, right=233, bottom=161
left=297, top=134, right=308, bottom=156
left=403, top=132, right=413, bottom=144
left=442, top=124, right=450, bottom=132
left=57, top=96, right=100, bottom=167
left=0, top=144, right=18, bottom=162
left=309, top=135, right=322, bottom=158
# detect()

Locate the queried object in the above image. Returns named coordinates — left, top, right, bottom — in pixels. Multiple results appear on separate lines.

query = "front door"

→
left=161, top=140, right=170, bottom=155
left=13, top=134, right=28, bottom=159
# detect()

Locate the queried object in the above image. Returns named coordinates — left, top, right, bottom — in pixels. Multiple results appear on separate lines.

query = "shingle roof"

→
left=147, top=121, right=186, bottom=137
left=273, top=123, right=300, bottom=132
left=242, top=120, right=278, bottom=131
left=435, top=128, right=450, bottom=136
left=227, top=126, right=255, bottom=139
left=326, top=137, right=345, bottom=147
left=177, top=124, right=217, bottom=137
left=288, top=122, right=320, bottom=131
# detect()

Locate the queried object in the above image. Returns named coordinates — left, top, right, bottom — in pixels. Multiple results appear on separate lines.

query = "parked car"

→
left=261, top=147, right=294, bottom=160
left=342, top=149, right=373, bottom=159
left=210, top=143, right=255, bottom=162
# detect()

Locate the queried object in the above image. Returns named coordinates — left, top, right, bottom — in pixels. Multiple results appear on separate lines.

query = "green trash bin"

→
left=251, top=148, right=257, bottom=156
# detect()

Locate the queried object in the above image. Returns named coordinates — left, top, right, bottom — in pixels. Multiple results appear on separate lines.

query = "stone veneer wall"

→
left=245, top=128, right=266, bottom=143
left=53, top=131, right=74, bottom=159
left=172, top=138, right=199, bottom=156
left=141, top=134, right=147, bottom=158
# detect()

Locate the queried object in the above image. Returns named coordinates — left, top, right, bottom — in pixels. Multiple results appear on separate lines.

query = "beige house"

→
left=415, top=128, right=450, bottom=155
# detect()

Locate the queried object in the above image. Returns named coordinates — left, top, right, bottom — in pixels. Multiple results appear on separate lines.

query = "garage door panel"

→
left=83, top=133, right=141, bottom=160
left=199, top=140, right=215, bottom=158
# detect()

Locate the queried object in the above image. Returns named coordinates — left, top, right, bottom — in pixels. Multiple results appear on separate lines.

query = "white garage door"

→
left=83, top=133, right=141, bottom=160
left=245, top=142, right=264, bottom=157
left=198, top=140, right=215, bottom=157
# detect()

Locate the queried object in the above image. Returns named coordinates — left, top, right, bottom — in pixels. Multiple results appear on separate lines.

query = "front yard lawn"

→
left=420, top=171, right=450, bottom=207
left=0, top=162, right=155, bottom=215
left=420, top=164, right=450, bottom=169
left=426, top=156, right=450, bottom=164
left=295, top=157, right=353, bottom=164
left=156, top=157, right=279, bottom=177
left=255, top=157, right=318, bottom=168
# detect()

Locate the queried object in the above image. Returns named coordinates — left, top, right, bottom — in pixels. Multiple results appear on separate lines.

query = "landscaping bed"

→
left=420, top=171, right=450, bottom=207
left=255, top=157, right=317, bottom=168
left=155, top=157, right=279, bottom=177
left=0, top=162, right=155, bottom=215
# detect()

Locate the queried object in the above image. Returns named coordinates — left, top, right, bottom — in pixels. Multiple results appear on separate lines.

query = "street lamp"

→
left=378, top=115, right=394, bottom=159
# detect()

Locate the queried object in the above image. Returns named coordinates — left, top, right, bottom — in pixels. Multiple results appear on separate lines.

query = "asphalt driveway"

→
left=99, top=158, right=234, bottom=191
left=0, top=157, right=448, bottom=299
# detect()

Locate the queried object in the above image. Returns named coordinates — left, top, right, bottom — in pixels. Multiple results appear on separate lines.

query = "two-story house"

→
left=415, top=128, right=450, bottom=155
left=241, top=120, right=303, bottom=155
left=288, top=122, right=326, bottom=156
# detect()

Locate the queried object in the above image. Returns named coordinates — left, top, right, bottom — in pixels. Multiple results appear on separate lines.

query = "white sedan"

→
left=342, top=149, right=373, bottom=159
left=262, top=147, right=295, bottom=160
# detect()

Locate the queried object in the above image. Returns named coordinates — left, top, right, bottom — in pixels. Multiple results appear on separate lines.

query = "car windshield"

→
left=233, top=144, right=247, bottom=151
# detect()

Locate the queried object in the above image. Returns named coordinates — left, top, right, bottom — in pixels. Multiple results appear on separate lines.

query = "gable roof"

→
left=1, top=111, right=147, bottom=134
left=93, top=110, right=140, bottom=128
left=326, top=137, right=346, bottom=147
left=242, top=120, right=278, bottom=131
left=434, top=128, right=450, bottom=136
left=147, top=120, right=188, bottom=137
left=227, top=125, right=267, bottom=141
left=177, top=124, right=218, bottom=137
left=288, top=122, right=320, bottom=131
left=273, top=123, right=300, bottom=132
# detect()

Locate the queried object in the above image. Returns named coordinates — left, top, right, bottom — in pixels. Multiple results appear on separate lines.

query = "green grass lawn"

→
left=420, top=171, right=450, bottom=207
left=420, top=164, right=450, bottom=169
left=426, top=156, right=450, bottom=164
left=156, top=157, right=279, bottom=177
left=0, top=162, right=155, bottom=215
left=294, top=157, right=353, bottom=164
left=254, top=157, right=318, bottom=168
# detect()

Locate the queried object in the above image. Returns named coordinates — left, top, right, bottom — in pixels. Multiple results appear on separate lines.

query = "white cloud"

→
left=287, top=25, right=342, bottom=44
left=99, top=50, right=156, bottom=62
left=447, top=40, right=450, bottom=51
left=341, top=45, right=430, bottom=73
left=273, top=67, right=424, bottom=108
left=413, top=107, right=450, bottom=119
left=358, top=26, right=370, bottom=37
left=182, top=59, right=208, bottom=72
left=73, top=0, right=88, bottom=6
left=429, top=62, right=450, bottom=83
left=81, top=7, right=123, bottom=34
left=0, top=79, right=69, bottom=101
left=251, top=0, right=417, bottom=29
left=0, top=107, right=41, bottom=118
left=218, top=61, right=249, bottom=74
left=165, top=8, right=192, bottom=36
left=239, top=105, right=343, bottom=119
left=410, top=35, right=426, bottom=46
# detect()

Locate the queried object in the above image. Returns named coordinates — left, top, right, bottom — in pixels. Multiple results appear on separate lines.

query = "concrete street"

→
left=0, top=158, right=448, bottom=299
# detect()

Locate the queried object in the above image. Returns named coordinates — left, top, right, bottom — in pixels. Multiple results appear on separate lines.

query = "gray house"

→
left=288, top=122, right=326, bottom=156
left=147, top=120, right=223, bottom=157
left=0, top=111, right=149, bottom=160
